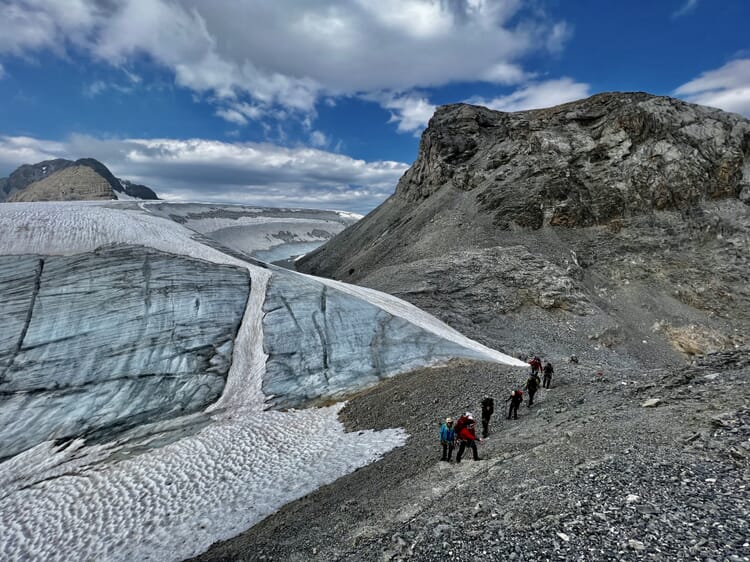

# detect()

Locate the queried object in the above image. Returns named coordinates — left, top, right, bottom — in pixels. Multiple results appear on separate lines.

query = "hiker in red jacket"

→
left=528, top=356, right=542, bottom=376
left=454, top=412, right=481, bottom=462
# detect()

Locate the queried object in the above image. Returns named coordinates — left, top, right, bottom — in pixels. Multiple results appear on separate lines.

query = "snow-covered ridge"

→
left=0, top=201, right=523, bottom=561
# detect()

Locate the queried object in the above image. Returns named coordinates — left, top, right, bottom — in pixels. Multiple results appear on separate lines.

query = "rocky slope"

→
left=192, top=92, right=750, bottom=561
left=8, top=165, right=116, bottom=201
left=1, top=157, right=158, bottom=201
left=195, top=350, right=750, bottom=562
left=298, top=92, right=750, bottom=369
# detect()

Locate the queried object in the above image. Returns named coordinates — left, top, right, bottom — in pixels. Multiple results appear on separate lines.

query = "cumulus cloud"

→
left=0, top=134, right=408, bottom=213
left=381, top=94, right=437, bottom=134
left=467, top=78, right=591, bottom=112
left=0, top=0, right=96, bottom=55
left=674, top=58, right=750, bottom=117
left=0, top=0, right=571, bottom=122
left=308, top=130, right=329, bottom=148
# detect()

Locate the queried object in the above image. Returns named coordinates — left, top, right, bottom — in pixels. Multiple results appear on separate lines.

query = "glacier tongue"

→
left=263, top=272, right=507, bottom=408
left=0, top=246, right=249, bottom=459
left=0, top=201, right=525, bottom=561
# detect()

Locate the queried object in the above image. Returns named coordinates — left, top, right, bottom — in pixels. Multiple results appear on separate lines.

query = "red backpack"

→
left=454, top=415, right=469, bottom=434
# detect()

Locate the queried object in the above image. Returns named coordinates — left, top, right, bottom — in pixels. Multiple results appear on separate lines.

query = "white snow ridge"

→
left=0, top=201, right=525, bottom=561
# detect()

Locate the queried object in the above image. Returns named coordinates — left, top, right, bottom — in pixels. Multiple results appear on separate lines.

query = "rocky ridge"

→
left=1, top=157, right=158, bottom=201
left=8, top=165, right=115, bottom=202
left=298, top=92, right=750, bottom=368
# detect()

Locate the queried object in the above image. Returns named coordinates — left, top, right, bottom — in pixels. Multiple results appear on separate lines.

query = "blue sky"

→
left=0, top=0, right=748, bottom=213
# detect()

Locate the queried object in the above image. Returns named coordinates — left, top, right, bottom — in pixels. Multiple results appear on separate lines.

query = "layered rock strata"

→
left=8, top=165, right=115, bottom=202
left=298, top=93, right=750, bottom=364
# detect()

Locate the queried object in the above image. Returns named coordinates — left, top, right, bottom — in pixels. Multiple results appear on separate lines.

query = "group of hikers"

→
left=439, top=357, right=554, bottom=463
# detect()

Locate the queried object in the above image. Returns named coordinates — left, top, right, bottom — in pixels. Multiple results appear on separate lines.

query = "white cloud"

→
left=379, top=94, right=437, bottom=134
left=0, top=134, right=409, bottom=214
left=468, top=78, right=591, bottom=112
left=0, top=0, right=571, bottom=120
left=0, top=0, right=96, bottom=55
left=0, top=135, right=68, bottom=167
left=480, top=62, right=531, bottom=85
left=672, top=0, right=698, bottom=18
left=309, top=131, right=329, bottom=148
left=83, top=79, right=137, bottom=98
left=215, top=108, right=248, bottom=126
left=674, top=58, right=750, bottom=117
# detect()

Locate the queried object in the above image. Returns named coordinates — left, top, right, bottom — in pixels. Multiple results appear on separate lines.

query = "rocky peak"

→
left=8, top=165, right=117, bottom=202
left=0, top=157, right=158, bottom=202
left=397, top=92, right=750, bottom=228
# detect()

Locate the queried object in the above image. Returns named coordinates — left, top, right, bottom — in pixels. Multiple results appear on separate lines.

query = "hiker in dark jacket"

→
left=543, top=361, right=554, bottom=388
left=439, top=417, right=455, bottom=461
left=454, top=413, right=481, bottom=462
left=506, top=390, right=523, bottom=420
left=524, top=373, right=540, bottom=406
left=480, top=396, right=494, bottom=438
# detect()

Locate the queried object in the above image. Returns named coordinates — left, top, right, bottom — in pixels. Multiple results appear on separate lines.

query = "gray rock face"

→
left=262, top=272, right=503, bottom=408
left=8, top=165, right=115, bottom=202
left=399, top=93, right=750, bottom=228
left=0, top=157, right=158, bottom=202
left=298, top=93, right=750, bottom=366
left=0, top=246, right=249, bottom=459
left=0, top=159, right=73, bottom=201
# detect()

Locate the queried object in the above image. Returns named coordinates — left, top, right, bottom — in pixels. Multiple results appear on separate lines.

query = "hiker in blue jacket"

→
left=439, top=417, right=456, bottom=462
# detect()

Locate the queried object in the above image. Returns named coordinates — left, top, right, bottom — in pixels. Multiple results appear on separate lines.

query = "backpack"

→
left=482, top=397, right=494, bottom=414
left=454, top=416, right=468, bottom=435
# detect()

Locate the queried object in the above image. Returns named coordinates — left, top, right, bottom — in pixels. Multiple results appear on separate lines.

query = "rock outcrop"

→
left=298, top=92, right=750, bottom=365
left=1, top=157, right=158, bottom=202
left=8, top=165, right=115, bottom=202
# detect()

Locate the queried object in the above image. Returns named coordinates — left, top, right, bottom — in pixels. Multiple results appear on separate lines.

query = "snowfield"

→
left=0, top=201, right=525, bottom=561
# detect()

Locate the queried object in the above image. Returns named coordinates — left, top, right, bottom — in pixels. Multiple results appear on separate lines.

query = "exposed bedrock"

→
left=297, top=93, right=750, bottom=365
left=262, top=272, right=499, bottom=408
left=0, top=246, right=250, bottom=459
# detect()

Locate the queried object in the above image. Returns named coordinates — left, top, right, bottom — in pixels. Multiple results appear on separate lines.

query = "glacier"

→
left=0, top=201, right=526, bottom=561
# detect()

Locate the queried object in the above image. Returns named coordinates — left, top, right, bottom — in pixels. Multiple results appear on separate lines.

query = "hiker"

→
left=480, top=396, right=494, bottom=438
left=439, top=417, right=456, bottom=462
left=529, top=356, right=542, bottom=376
left=506, top=390, right=523, bottom=420
left=454, top=412, right=481, bottom=462
left=543, top=361, right=554, bottom=389
left=524, top=373, right=539, bottom=407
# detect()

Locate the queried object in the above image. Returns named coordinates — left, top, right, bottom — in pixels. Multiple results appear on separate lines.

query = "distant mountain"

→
left=0, top=158, right=159, bottom=202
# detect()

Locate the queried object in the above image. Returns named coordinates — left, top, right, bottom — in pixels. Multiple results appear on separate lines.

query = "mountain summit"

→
left=298, top=92, right=750, bottom=366
left=1, top=157, right=159, bottom=202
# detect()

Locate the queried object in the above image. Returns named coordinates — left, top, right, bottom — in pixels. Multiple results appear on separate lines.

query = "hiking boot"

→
left=473, top=457, right=481, bottom=461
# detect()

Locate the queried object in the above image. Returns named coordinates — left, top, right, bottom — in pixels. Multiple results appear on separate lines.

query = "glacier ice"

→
left=0, top=201, right=525, bottom=561
left=0, top=246, right=249, bottom=459
left=263, top=272, right=511, bottom=407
